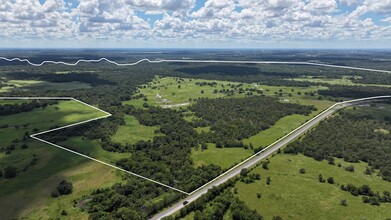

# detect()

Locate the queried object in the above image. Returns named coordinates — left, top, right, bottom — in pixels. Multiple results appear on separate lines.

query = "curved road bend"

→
left=151, top=96, right=391, bottom=220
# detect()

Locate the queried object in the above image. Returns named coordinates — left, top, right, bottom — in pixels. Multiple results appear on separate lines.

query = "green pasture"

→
left=235, top=154, right=391, bottom=220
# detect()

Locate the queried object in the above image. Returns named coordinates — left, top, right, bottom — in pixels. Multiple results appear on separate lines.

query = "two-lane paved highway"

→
left=151, top=96, right=391, bottom=220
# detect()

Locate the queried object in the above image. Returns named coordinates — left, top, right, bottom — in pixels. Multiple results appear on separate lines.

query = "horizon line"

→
left=0, top=47, right=391, bottom=51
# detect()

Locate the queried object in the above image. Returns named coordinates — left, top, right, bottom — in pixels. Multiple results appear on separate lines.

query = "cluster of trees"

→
left=352, top=72, right=391, bottom=86
left=284, top=112, right=391, bottom=181
left=0, top=100, right=58, bottom=116
left=319, top=85, right=391, bottom=99
left=87, top=179, right=182, bottom=219
left=1, top=166, right=17, bottom=178
left=190, top=96, right=315, bottom=144
left=195, top=81, right=218, bottom=87
left=51, top=180, right=73, bottom=198
left=163, top=178, right=262, bottom=220
left=188, top=190, right=263, bottom=220
left=340, top=184, right=391, bottom=206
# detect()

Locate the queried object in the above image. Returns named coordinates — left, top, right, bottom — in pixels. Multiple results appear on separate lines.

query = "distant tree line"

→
left=0, top=100, right=58, bottom=116
left=319, top=85, right=391, bottom=99
left=8, top=72, right=115, bottom=86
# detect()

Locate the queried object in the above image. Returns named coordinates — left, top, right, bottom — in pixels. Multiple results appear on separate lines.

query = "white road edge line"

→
left=1, top=57, right=391, bottom=74
left=187, top=95, right=391, bottom=195
left=0, top=97, right=189, bottom=195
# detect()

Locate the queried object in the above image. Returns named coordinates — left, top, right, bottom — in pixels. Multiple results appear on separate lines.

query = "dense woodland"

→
left=88, top=179, right=181, bottom=219
left=319, top=85, right=391, bottom=99
left=285, top=109, right=391, bottom=181
left=190, top=96, right=315, bottom=144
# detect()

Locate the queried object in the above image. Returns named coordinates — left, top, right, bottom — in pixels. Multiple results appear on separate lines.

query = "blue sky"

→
left=1, top=0, right=391, bottom=48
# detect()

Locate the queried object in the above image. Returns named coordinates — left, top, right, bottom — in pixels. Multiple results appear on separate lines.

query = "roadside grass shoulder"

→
left=191, top=144, right=253, bottom=170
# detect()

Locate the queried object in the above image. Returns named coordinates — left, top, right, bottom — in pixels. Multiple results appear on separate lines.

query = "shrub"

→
left=262, top=161, right=269, bottom=170
left=266, top=176, right=271, bottom=185
left=240, top=168, right=248, bottom=177
left=51, top=190, right=60, bottom=198
left=341, top=199, right=348, bottom=206
left=327, top=177, right=335, bottom=184
left=345, top=165, right=355, bottom=172
left=318, top=174, right=325, bottom=183
left=299, top=168, right=306, bottom=174
left=4, top=166, right=17, bottom=179
left=57, top=180, right=73, bottom=195
left=21, top=144, right=29, bottom=149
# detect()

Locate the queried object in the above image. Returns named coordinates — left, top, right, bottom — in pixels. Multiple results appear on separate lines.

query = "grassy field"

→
left=124, top=76, right=328, bottom=109
left=0, top=99, right=118, bottom=219
left=0, top=80, right=91, bottom=92
left=0, top=100, right=107, bottom=146
left=291, top=76, right=391, bottom=87
left=59, top=136, right=130, bottom=164
left=111, top=115, right=159, bottom=145
left=235, top=154, right=391, bottom=220
left=191, top=144, right=253, bottom=170
left=0, top=143, right=123, bottom=219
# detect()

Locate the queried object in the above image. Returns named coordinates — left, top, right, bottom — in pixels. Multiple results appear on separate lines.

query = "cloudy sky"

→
left=1, top=0, right=391, bottom=48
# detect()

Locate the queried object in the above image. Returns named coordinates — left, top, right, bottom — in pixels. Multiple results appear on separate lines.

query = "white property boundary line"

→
left=0, top=97, right=190, bottom=195
left=1, top=56, right=391, bottom=196
left=187, top=95, right=391, bottom=195
left=1, top=56, right=391, bottom=74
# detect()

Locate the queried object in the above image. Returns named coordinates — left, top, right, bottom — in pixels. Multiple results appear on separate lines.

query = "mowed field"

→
left=235, top=154, right=391, bottom=220
left=0, top=99, right=118, bottom=219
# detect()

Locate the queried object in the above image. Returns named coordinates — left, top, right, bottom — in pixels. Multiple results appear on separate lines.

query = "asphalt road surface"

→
left=151, top=97, right=389, bottom=220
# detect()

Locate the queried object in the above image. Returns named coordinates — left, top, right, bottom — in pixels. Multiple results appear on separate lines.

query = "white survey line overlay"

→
left=0, top=96, right=189, bottom=195
left=1, top=56, right=391, bottom=196
left=1, top=56, right=391, bottom=73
